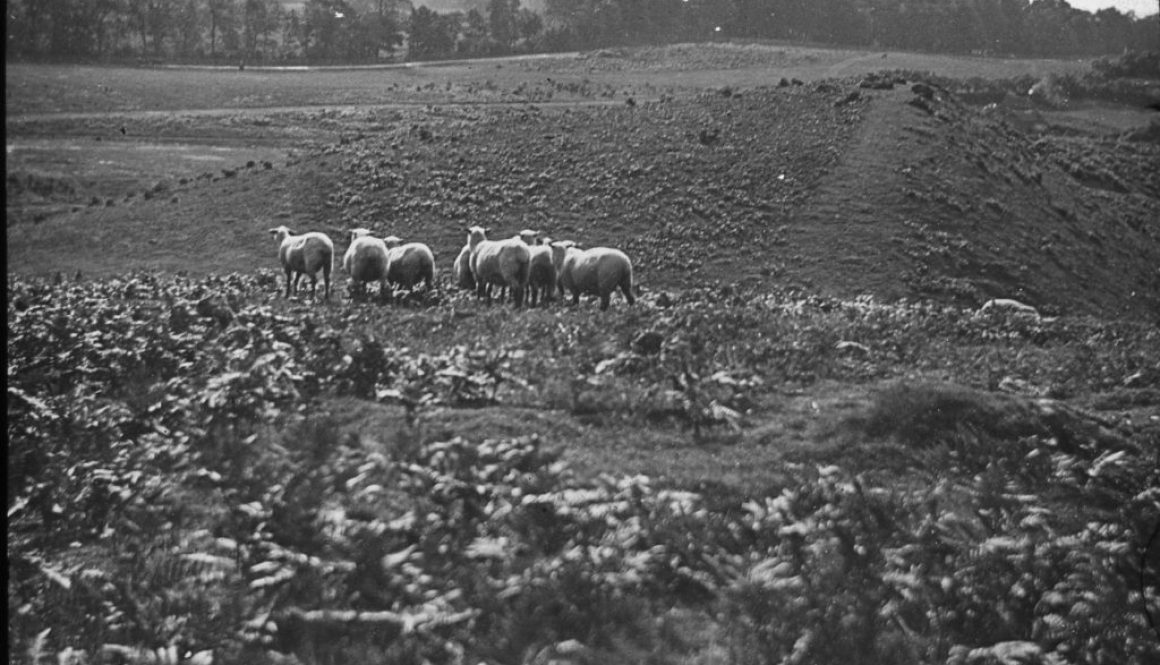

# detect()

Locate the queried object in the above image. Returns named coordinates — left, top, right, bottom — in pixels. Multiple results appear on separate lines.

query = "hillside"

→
left=7, top=74, right=1159, bottom=321
left=7, top=51, right=1160, bottom=665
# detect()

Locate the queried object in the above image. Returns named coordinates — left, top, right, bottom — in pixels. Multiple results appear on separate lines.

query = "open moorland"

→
left=7, top=43, right=1160, bottom=665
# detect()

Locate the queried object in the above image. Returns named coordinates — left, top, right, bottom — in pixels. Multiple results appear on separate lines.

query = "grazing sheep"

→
left=453, top=243, right=476, bottom=291
left=382, top=235, right=436, bottom=292
left=468, top=226, right=530, bottom=309
left=269, top=225, right=333, bottom=300
left=550, top=241, right=635, bottom=311
left=526, top=237, right=557, bottom=307
left=342, top=228, right=390, bottom=299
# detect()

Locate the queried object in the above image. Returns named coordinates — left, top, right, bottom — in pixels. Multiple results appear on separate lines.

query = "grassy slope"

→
left=8, top=75, right=1159, bottom=321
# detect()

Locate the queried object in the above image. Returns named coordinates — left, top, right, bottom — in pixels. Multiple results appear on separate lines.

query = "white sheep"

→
left=467, top=226, right=530, bottom=308
left=979, top=298, right=1040, bottom=317
left=382, top=235, right=436, bottom=293
left=342, top=228, right=390, bottom=299
left=526, top=235, right=557, bottom=307
left=550, top=241, right=635, bottom=311
left=453, top=243, right=476, bottom=291
left=269, top=225, right=334, bottom=300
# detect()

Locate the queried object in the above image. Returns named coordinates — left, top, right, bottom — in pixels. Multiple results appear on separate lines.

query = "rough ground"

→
left=7, top=66, right=1159, bottom=321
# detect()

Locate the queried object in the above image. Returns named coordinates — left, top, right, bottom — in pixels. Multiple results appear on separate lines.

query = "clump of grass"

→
left=852, top=381, right=1044, bottom=448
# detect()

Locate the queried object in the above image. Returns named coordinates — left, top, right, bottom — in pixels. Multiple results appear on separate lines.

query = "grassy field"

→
left=7, top=43, right=1160, bottom=665
left=5, top=43, right=1094, bottom=116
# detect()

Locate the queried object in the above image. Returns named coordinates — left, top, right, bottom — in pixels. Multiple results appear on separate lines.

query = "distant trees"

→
left=303, top=0, right=405, bottom=61
left=409, top=5, right=460, bottom=58
left=4, top=0, right=1158, bottom=63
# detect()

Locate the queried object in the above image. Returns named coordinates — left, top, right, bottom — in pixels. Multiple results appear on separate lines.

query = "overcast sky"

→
left=1066, top=0, right=1158, bottom=16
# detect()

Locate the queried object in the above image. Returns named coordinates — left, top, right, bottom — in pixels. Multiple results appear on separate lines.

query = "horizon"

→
left=279, top=0, right=1158, bottom=16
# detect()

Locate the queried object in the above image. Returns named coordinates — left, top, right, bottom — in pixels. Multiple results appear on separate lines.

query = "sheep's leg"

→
left=284, top=268, right=294, bottom=298
left=308, top=273, right=318, bottom=300
left=621, top=282, right=635, bottom=306
left=512, top=285, right=524, bottom=310
left=322, top=268, right=331, bottom=300
left=571, top=291, right=580, bottom=307
left=600, top=294, right=611, bottom=311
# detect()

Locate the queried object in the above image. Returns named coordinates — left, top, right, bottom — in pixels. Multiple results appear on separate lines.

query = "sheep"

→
left=382, top=235, right=436, bottom=293
left=453, top=243, right=476, bottom=291
left=550, top=241, right=635, bottom=311
left=467, top=225, right=530, bottom=309
left=342, top=228, right=390, bottom=299
left=978, top=298, right=1040, bottom=318
left=269, top=225, right=333, bottom=300
left=526, top=236, right=557, bottom=308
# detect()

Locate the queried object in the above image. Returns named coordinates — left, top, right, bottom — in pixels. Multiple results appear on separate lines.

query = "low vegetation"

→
left=9, top=272, right=1159, bottom=664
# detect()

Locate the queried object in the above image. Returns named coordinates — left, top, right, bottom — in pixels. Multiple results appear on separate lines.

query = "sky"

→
left=1065, top=0, right=1158, bottom=16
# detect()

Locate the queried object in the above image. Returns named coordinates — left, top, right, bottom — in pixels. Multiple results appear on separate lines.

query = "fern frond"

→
left=27, top=628, right=52, bottom=665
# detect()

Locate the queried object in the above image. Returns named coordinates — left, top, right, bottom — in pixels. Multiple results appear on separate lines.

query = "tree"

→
left=517, top=7, right=544, bottom=47
left=206, top=0, right=236, bottom=57
left=488, top=0, right=520, bottom=53
left=408, top=5, right=459, bottom=59
left=173, top=0, right=202, bottom=57
left=459, top=8, right=492, bottom=56
left=241, top=0, right=284, bottom=60
left=303, top=0, right=350, bottom=60
left=126, top=0, right=182, bottom=56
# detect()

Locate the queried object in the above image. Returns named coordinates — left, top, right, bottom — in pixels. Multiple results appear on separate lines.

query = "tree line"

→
left=5, top=0, right=1158, bottom=63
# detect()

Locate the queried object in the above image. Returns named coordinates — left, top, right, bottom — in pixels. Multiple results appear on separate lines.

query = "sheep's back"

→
left=567, top=248, right=631, bottom=294
left=387, top=243, right=435, bottom=286
left=346, top=238, right=389, bottom=282
left=454, top=244, right=475, bottom=289
left=528, top=246, right=555, bottom=286
left=472, top=240, right=526, bottom=286
left=288, top=233, right=334, bottom=274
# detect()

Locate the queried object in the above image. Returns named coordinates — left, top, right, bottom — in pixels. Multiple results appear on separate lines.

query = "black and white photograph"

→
left=7, top=0, right=1160, bottom=663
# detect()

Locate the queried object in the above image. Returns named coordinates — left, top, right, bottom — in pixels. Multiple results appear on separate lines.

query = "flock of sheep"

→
left=268, top=224, right=636, bottom=310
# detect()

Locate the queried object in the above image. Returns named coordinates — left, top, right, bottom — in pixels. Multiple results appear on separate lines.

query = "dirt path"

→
left=786, top=86, right=920, bottom=300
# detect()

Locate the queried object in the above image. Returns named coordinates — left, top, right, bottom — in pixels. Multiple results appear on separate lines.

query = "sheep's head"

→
left=517, top=229, right=539, bottom=245
left=349, top=228, right=374, bottom=242
left=382, top=235, right=403, bottom=249
left=467, top=226, right=488, bottom=247
left=269, top=226, right=293, bottom=243
left=548, top=240, right=575, bottom=268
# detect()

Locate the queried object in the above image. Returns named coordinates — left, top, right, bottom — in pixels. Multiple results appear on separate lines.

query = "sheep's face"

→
left=548, top=242, right=569, bottom=267
left=467, top=226, right=487, bottom=246
left=517, top=229, right=539, bottom=245
left=382, top=235, right=403, bottom=249
left=349, top=228, right=374, bottom=242
left=269, top=226, right=292, bottom=243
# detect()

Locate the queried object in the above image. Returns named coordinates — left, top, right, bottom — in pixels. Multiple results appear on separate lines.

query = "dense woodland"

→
left=5, top=0, right=1159, bottom=63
